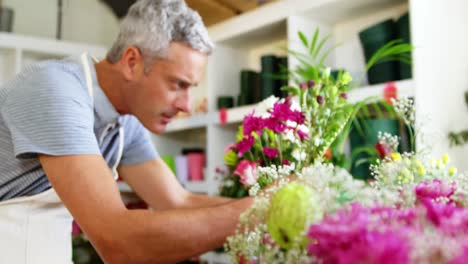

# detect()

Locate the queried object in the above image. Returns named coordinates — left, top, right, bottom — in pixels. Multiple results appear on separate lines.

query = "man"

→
left=0, top=0, right=252, bottom=263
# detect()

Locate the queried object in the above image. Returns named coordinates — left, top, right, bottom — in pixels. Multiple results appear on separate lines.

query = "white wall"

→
left=412, top=0, right=468, bottom=171
left=3, top=0, right=119, bottom=47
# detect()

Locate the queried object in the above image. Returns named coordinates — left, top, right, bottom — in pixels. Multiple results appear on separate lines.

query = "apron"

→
left=0, top=53, right=123, bottom=263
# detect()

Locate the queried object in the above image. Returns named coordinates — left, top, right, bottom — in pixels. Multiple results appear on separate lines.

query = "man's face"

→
left=128, top=42, right=208, bottom=134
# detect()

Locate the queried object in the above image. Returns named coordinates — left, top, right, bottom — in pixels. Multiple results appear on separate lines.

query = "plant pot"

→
left=349, top=118, right=400, bottom=179
left=240, top=70, right=260, bottom=104
left=0, top=7, right=13, bottom=32
left=217, top=95, right=235, bottom=109
left=359, top=19, right=399, bottom=84
left=396, top=12, right=412, bottom=80
left=260, top=55, right=277, bottom=100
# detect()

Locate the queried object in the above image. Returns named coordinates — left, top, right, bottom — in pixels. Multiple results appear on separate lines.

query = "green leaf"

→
left=313, top=34, right=332, bottom=60
left=309, top=28, right=320, bottom=56
left=281, top=86, right=300, bottom=96
left=366, top=39, right=414, bottom=71
left=318, top=43, right=340, bottom=67
left=298, top=31, right=308, bottom=48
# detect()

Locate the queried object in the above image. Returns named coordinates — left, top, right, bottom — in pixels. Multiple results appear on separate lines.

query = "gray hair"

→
left=106, top=0, right=214, bottom=70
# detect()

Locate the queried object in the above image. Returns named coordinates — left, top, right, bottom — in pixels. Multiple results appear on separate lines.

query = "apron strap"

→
left=80, top=53, right=94, bottom=100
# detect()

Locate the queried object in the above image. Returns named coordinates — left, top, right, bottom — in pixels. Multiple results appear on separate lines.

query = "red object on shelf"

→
left=187, top=153, right=205, bottom=181
left=219, top=108, right=228, bottom=125
left=383, top=82, right=398, bottom=104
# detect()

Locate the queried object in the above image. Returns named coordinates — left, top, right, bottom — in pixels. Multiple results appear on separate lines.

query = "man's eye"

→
left=177, top=82, right=189, bottom=90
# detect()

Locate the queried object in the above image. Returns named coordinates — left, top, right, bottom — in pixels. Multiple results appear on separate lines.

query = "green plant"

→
left=219, top=29, right=413, bottom=197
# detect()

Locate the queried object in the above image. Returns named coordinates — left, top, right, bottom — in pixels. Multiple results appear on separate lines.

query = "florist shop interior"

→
left=0, top=0, right=467, bottom=263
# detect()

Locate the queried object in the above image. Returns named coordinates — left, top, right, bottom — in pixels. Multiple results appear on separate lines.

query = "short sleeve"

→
left=120, top=116, right=159, bottom=166
left=2, top=66, right=100, bottom=159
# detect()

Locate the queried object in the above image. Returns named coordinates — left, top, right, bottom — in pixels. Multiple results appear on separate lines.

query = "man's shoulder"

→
left=3, top=58, right=90, bottom=105
left=25, top=58, right=86, bottom=92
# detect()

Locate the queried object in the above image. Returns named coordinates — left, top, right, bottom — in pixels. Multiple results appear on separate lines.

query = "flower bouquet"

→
left=220, top=30, right=468, bottom=263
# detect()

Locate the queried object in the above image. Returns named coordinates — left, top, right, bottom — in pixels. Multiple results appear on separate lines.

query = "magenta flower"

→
left=263, top=147, right=279, bottom=159
left=437, top=206, right=468, bottom=236
left=243, top=113, right=265, bottom=136
left=292, top=111, right=305, bottom=124
left=307, top=204, right=411, bottom=264
left=415, top=179, right=456, bottom=203
left=451, top=247, right=468, bottom=264
left=271, top=100, right=292, bottom=121
left=421, top=198, right=457, bottom=227
left=308, top=80, right=315, bottom=88
left=340, top=93, right=348, bottom=100
left=72, top=220, right=82, bottom=236
left=300, top=82, right=308, bottom=89
left=233, top=160, right=258, bottom=186
left=265, top=117, right=287, bottom=133
left=236, top=136, right=255, bottom=157
left=297, top=129, right=309, bottom=140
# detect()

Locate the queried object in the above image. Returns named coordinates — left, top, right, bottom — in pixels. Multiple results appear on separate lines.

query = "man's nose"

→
left=174, top=90, right=191, bottom=113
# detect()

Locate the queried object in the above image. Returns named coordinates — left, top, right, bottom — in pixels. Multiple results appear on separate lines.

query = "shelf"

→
left=215, top=104, right=255, bottom=125
left=211, top=79, right=414, bottom=126
left=117, top=181, right=133, bottom=193
left=347, top=79, right=414, bottom=103
left=185, top=181, right=212, bottom=194
left=165, top=113, right=212, bottom=133
left=0, top=32, right=107, bottom=57
left=208, top=0, right=405, bottom=47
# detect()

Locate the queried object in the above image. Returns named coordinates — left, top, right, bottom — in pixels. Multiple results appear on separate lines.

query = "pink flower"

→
left=307, top=204, right=411, bottom=264
left=243, top=113, right=265, bottom=135
left=265, top=117, right=288, bottom=133
left=451, top=247, right=468, bottom=264
left=72, top=220, right=82, bottom=236
left=236, top=136, right=255, bottom=157
left=263, top=147, right=279, bottom=159
left=233, top=160, right=258, bottom=186
left=415, top=179, right=456, bottom=203
left=297, top=129, right=309, bottom=140
left=270, top=99, right=304, bottom=124
left=224, top=143, right=236, bottom=155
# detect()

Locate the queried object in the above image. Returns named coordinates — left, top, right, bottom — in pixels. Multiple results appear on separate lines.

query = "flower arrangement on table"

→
left=219, top=30, right=468, bottom=263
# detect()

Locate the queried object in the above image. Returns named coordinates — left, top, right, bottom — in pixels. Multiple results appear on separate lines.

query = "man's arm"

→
left=40, top=154, right=252, bottom=264
left=118, top=158, right=233, bottom=210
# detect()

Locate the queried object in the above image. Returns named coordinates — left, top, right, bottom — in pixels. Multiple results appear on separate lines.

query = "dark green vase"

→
left=396, top=12, right=412, bottom=80
left=349, top=118, right=400, bottom=179
left=359, top=19, right=399, bottom=84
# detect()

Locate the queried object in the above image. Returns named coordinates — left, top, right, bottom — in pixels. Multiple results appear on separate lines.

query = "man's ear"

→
left=119, top=46, right=145, bottom=81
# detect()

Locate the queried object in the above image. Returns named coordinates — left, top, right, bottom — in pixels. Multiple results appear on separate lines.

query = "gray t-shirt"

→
left=0, top=54, right=158, bottom=201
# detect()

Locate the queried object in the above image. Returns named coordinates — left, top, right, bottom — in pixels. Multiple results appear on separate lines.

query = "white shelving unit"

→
left=150, top=1, right=468, bottom=262
left=0, top=32, right=107, bottom=84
